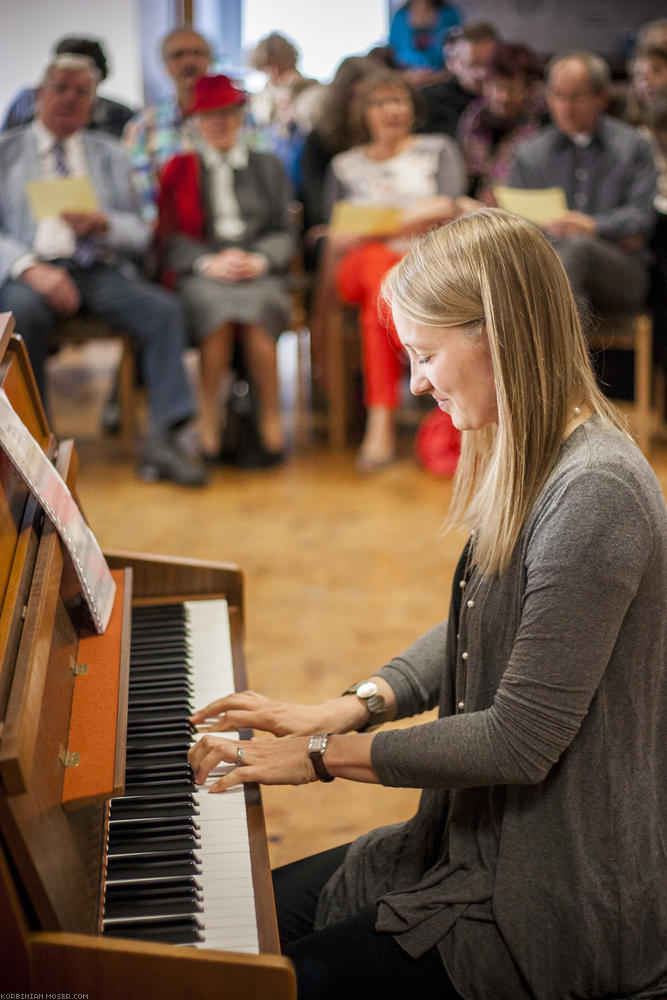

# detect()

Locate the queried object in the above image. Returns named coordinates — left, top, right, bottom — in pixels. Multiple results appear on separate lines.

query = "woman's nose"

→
left=410, top=367, right=431, bottom=396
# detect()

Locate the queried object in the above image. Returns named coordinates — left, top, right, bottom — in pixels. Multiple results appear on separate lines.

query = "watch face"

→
left=356, top=681, right=378, bottom=699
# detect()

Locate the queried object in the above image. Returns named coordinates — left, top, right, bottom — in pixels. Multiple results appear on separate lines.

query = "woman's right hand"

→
left=189, top=688, right=370, bottom=737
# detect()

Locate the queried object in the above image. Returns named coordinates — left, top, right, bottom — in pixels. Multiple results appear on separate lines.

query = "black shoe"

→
left=232, top=444, right=285, bottom=469
left=138, top=434, right=209, bottom=487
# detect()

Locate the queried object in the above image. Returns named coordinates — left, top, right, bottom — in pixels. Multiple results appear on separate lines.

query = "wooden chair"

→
left=49, top=315, right=139, bottom=447
left=588, top=312, right=658, bottom=455
left=282, top=201, right=313, bottom=449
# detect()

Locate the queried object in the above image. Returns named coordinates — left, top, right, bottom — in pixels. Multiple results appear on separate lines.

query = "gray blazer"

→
left=164, top=150, right=295, bottom=277
left=0, top=125, right=150, bottom=285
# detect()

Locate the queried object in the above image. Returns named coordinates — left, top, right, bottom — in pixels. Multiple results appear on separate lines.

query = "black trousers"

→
left=273, top=845, right=463, bottom=1000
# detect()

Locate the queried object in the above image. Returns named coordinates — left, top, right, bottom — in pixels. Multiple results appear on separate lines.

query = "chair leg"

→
left=118, top=338, right=136, bottom=447
left=294, top=326, right=311, bottom=450
left=327, top=308, right=347, bottom=448
left=634, top=314, right=652, bottom=456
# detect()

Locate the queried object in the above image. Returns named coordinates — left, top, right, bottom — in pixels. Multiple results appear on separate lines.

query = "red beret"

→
left=186, top=74, right=246, bottom=115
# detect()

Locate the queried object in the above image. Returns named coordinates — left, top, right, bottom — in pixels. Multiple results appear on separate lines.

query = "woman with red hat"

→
left=157, top=74, right=294, bottom=465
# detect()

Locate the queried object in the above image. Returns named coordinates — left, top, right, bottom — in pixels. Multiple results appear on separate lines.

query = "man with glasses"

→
left=122, top=26, right=213, bottom=222
left=508, top=51, right=656, bottom=321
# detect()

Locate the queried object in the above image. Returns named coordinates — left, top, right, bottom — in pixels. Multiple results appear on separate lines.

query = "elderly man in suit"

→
left=508, top=51, right=656, bottom=320
left=0, top=54, right=207, bottom=486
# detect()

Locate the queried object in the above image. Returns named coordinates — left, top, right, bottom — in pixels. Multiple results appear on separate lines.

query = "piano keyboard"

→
left=102, top=599, right=259, bottom=952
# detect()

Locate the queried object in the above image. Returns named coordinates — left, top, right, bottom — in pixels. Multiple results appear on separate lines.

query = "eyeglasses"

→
left=547, top=88, right=595, bottom=104
left=165, top=47, right=210, bottom=61
left=366, top=95, right=412, bottom=109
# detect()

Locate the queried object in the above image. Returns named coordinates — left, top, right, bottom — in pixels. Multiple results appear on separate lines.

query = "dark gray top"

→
left=316, top=418, right=667, bottom=999
left=508, top=115, right=656, bottom=249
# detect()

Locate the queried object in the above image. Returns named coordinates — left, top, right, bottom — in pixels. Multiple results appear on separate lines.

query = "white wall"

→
left=0, top=0, right=144, bottom=120
left=242, top=0, right=389, bottom=85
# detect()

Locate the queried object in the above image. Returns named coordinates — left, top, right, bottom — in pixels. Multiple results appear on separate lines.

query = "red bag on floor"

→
left=415, top=408, right=461, bottom=477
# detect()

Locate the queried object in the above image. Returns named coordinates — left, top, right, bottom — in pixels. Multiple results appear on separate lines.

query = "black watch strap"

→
left=308, top=733, right=334, bottom=782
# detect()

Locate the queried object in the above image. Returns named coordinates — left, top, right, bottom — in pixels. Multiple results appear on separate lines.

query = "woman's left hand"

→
left=188, top=733, right=315, bottom=792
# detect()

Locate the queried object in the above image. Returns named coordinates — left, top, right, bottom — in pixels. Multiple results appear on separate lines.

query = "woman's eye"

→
left=418, top=356, right=431, bottom=366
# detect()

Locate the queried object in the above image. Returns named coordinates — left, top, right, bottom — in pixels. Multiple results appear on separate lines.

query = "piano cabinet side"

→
left=29, top=933, right=296, bottom=999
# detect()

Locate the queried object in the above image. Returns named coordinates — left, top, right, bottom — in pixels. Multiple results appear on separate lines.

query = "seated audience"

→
left=248, top=32, right=318, bottom=188
left=157, top=75, right=294, bottom=468
left=0, top=55, right=206, bottom=487
left=508, top=51, right=656, bottom=326
left=417, top=21, right=499, bottom=135
left=2, top=36, right=136, bottom=138
left=322, top=70, right=466, bottom=471
left=388, top=0, right=462, bottom=78
left=457, top=41, right=544, bottom=204
left=122, top=25, right=212, bottom=222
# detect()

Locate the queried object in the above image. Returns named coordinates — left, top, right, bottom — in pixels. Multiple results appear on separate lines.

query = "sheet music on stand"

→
left=0, top=388, right=115, bottom=633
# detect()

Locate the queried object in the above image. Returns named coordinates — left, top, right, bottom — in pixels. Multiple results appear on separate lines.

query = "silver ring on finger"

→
left=235, top=743, right=245, bottom=766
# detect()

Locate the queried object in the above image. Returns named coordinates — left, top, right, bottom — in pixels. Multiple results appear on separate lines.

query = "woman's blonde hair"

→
left=382, top=208, right=629, bottom=576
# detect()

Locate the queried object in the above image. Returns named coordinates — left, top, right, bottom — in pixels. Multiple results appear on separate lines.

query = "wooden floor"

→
left=47, top=337, right=667, bottom=871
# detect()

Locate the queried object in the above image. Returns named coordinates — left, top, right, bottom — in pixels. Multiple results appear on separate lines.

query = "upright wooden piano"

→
left=0, top=314, right=295, bottom=998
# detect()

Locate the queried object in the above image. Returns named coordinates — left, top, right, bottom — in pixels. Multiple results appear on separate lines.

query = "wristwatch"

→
left=342, top=680, right=387, bottom=731
left=308, top=733, right=335, bottom=782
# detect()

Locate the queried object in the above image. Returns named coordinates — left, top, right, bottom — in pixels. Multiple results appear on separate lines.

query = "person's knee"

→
left=0, top=279, right=54, bottom=331
left=124, top=282, right=187, bottom=344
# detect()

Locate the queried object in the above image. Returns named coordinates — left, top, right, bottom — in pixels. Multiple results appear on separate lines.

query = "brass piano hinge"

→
left=69, top=656, right=88, bottom=676
left=58, top=744, right=80, bottom=769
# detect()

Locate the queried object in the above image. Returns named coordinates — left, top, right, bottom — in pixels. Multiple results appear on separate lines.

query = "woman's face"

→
left=363, top=86, right=414, bottom=141
left=394, top=310, right=498, bottom=431
left=632, top=55, right=667, bottom=107
left=484, top=74, right=531, bottom=121
left=197, top=106, right=243, bottom=151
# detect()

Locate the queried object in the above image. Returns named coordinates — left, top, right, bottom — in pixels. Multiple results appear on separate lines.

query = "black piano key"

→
left=128, top=653, right=191, bottom=668
left=124, top=753, right=189, bottom=770
left=126, top=740, right=190, bottom=756
left=125, top=691, right=193, bottom=708
left=106, top=852, right=201, bottom=881
left=110, top=814, right=198, bottom=832
left=109, top=817, right=199, bottom=835
left=107, top=835, right=201, bottom=857
left=128, top=678, right=191, bottom=691
left=125, top=723, right=195, bottom=738
left=104, top=897, right=203, bottom=920
left=109, top=803, right=199, bottom=823
left=105, top=876, right=201, bottom=900
left=123, top=762, right=192, bottom=776
left=114, top=781, right=195, bottom=798
left=103, top=916, right=204, bottom=944
left=130, top=634, right=189, bottom=647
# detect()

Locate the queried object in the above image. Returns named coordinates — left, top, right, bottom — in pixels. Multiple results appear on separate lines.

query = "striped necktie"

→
left=52, top=141, right=97, bottom=267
